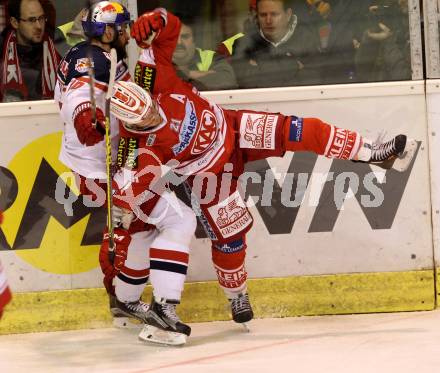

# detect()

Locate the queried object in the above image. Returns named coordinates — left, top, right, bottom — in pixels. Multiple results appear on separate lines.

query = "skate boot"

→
left=358, top=134, right=417, bottom=172
left=110, top=294, right=150, bottom=328
left=138, top=297, right=191, bottom=346
left=229, top=292, right=253, bottom=324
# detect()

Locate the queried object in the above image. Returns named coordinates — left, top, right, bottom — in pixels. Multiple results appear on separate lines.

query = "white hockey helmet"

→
left=82, top=1, right=131, bottom=38
left=110, top=81, right=153, bottom=124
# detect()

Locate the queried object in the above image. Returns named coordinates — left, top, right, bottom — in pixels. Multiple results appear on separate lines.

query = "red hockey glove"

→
left=99, top=228, right=131, bottom=279
left=73, top=102, right=106, bottom=146
left=131, top=11, right=164, bottom=48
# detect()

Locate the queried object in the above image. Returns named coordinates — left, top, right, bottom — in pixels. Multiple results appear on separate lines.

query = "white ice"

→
left=1, top=310, right=440, bottom=373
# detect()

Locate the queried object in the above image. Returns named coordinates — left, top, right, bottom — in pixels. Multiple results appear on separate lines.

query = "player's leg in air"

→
left=236, top=111, right=417, bottom=171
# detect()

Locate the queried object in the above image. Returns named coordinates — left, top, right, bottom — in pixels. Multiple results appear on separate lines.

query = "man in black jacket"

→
left=0, top=0, right=60, bottom=102
left=231, top=0, right=320, bottom=89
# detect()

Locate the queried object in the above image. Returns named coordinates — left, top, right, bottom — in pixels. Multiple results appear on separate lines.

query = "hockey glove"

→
left=73, top=102, right=106, bottom=146
left=131, top=11, right=164, bottom=48
left=99, top=228, right=131, bottom=279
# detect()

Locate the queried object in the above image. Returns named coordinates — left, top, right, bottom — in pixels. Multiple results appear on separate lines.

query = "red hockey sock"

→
left=284, top=117, right=362, bottom=160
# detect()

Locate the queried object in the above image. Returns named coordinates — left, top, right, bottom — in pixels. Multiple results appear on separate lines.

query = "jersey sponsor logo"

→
left=289, top=116, right=303, bottom=142
left=213, top=239, right=245, bottom=253
left=191, top=110, right=218, bottom=155
left=75, top=58, right=93, bottom=74
left=239, top=113, right=278, bottom=150
left=117, top=137, right=139, bottom=169
left=326, top=127, right=357, bottom=159
left=207, top=191, right=253, bottom=239
left=134, top=63, right=157, bottom=92
left=172, top=101, right=198, bottom=155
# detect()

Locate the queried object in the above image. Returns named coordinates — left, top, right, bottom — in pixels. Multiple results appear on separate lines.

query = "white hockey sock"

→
left=354, top=138, right=373, bottom=161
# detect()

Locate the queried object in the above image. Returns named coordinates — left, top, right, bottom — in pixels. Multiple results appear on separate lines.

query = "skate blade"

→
left=113, top=316, right=142, bottom=329
left=392, top=139, right=418, bottom=172
left=138, top=324, right=187, bottom=346
left=241, top=322, right=251, bottom=333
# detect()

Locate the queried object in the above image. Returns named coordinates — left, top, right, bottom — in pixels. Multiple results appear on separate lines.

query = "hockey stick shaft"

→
left=86, top=1, right=96, bottom=124
left=105, top=48, right=118, bottom=256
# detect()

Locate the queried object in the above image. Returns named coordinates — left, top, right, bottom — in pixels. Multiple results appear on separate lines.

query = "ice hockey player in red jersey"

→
left=112, top=8, right=418, bottom=329
left=0, top=210, right=12, bottom=320
left=55, top=2, right=196, bottom=345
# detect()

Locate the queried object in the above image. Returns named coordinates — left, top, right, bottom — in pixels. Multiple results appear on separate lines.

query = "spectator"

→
left=355, top=0, right=411, bottom=82
left=172, top=17, right=238, bottom=91
left=304, top=0, right=362, bottom=84
left=0, top=2, right=6, bottom=34
left=54, top=8, right=87, bottom=56
left=230, top=0, right=320, bottom=89
left=217, top=0, right=257, bottom=57
left=0, top=0, right=60, bottom=102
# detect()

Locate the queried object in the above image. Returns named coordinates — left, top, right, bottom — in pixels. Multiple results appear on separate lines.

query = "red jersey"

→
left=115, top=9, right=241, bottom=215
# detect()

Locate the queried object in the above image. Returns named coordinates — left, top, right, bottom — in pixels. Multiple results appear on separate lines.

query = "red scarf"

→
left=0, top=29, right=60, bottom=101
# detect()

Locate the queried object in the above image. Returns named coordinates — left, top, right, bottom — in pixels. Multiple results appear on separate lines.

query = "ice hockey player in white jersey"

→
left=55, top=2, right=196, bottom=346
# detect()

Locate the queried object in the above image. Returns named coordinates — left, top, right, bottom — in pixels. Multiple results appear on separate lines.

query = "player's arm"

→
left=132, top=9, right=183, bottom=94
left=63, top=49, right=117, bottom=146
left=63, top=79, right=106, bottom=146
left=131, top=8, right=181, bottom=60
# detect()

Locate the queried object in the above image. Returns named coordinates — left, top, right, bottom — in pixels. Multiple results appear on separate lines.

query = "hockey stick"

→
left=86, top=1, right=97, bottom=125
left=84, top=1, right=116, bottom=257
left=105, top=48, right=118, bottom=259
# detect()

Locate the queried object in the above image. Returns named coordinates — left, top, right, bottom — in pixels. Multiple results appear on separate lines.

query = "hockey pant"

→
left=113, top=192, right=196, bottom=303
left=185, top=112, right=364, bottom=299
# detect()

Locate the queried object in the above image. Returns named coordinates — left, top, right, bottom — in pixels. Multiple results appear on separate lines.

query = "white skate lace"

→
left=371, top=137, right=397, bottom=162
left=127, top=300, right=149, bottom=313
left=231, top=294, right=251, bottom=314
left=162, top=303, right=180, bottom=323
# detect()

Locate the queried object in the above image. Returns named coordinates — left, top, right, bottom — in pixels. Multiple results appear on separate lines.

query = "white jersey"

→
left=55, top=42, right=130, bottom=179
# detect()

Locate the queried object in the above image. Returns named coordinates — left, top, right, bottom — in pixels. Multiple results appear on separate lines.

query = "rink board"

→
left=426, top=81, right=440, bottom=303
left=0, top=270, right=434, bottom=335
left=0, top=81, right=435, bottom=333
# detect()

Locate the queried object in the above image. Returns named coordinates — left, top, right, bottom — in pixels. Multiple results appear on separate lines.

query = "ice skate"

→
left=138, top=297, right=191, bottom=346
left=109, top=294, right=150, bottom=328
left=357, top=134, right=417, bottom=172
left=229, top=292, right=253, bottom=331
